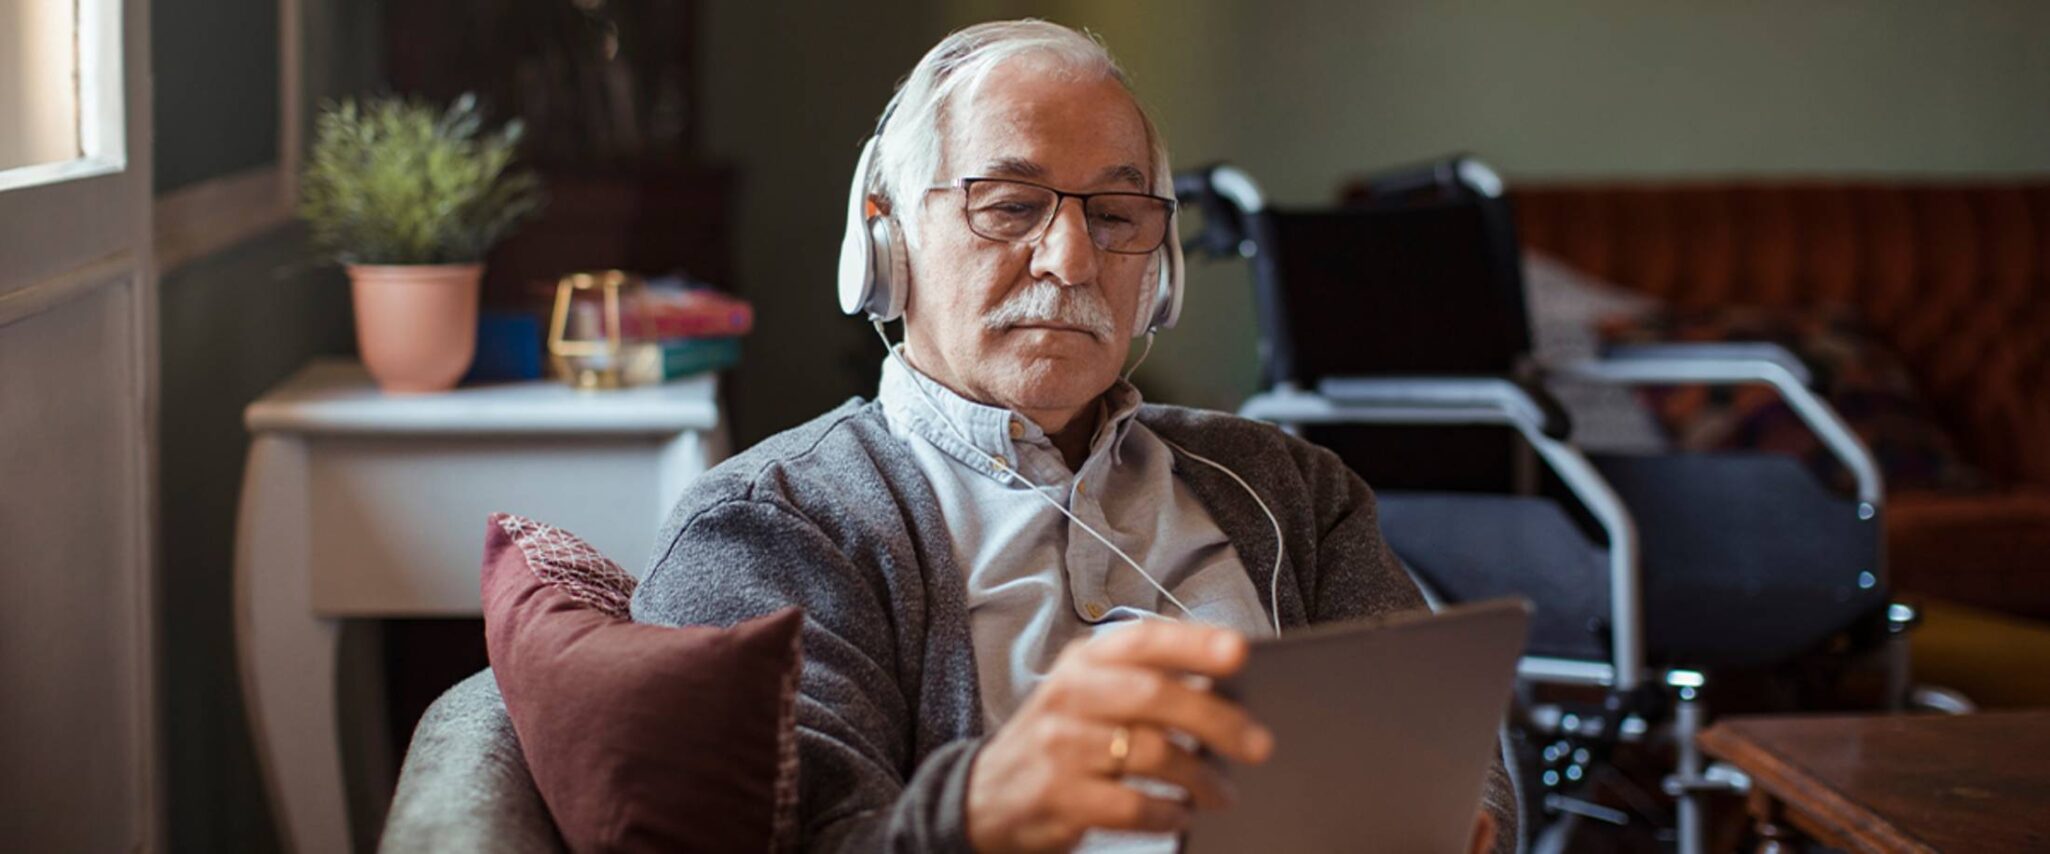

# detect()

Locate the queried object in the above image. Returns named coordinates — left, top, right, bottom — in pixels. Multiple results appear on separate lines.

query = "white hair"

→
left=868, top=19, right=1171, bottom=248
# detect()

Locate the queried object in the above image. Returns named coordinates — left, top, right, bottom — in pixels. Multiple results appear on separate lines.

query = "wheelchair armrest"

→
left=1243, top=376, right=1572, bottom=438
left=1553, top=344, right=1883, bottom=510
left=1595, top=341, right=1814, bottom=387
left=1241, top=379, right=1647, bottom=691
left=1315, top=376, right=1572, bottom=439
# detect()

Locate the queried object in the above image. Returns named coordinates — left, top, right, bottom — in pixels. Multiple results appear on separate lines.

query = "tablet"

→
left=1185, top=598, right=1530, bottom=853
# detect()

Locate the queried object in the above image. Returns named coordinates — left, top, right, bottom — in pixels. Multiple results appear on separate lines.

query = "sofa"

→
left=1509, top=182, right=2050, bottom=621
left=379, top=670, right=565, bottom=853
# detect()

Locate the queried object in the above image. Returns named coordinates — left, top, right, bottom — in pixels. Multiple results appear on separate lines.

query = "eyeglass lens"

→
left=962, top=180, right=1171, bottom=254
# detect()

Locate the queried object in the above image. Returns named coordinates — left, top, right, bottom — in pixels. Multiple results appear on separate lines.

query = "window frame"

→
left=0, top=0, right=128, bottom=193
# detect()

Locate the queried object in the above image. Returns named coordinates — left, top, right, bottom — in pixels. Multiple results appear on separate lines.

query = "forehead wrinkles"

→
left=937, top=59, right=1151, bottom=183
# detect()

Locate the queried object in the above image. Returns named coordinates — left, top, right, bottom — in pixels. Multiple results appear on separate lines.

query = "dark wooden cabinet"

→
left=383, top=0, right=734, bottom=309
left=484, top=164, right=737, bottom=309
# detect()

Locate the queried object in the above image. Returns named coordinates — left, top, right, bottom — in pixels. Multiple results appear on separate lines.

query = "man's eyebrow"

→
left=1096, top=164, right=1148, bottom=190
left=980, top=157, right=1048, bottom=180
left=974, top=158, right=1148, bottom=190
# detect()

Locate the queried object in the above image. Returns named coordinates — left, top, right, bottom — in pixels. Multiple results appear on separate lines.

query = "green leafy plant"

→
left=299, top=94, right=544, bottom=265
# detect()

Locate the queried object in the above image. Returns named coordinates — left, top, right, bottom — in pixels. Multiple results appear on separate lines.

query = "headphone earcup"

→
left=1155, top=226, right=1185, bottom=331
left=1139, top=143, right=1185, bottom=336
left=1135, top=234, right=1184, bottom=336
left=868, top=215, right=910, bottom=322
left=1134, top=254, right=1163, bottom=336
left=838, top=138, right=884, bottom=318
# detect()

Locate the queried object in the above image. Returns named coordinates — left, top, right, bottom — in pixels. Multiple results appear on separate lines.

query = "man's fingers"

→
left=1057, top=665, right=1272, bottom=764
left=1058, top=722, right=1236, bottom=810
left=1050, top=779, right=1191, bottom=836
left=1080, top=621, right=1248, bottom=677
left=1117, top=725, right=1238, bottom=810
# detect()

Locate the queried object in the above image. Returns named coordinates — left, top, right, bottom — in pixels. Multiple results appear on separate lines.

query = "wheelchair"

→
left=1176, top=157, right=1937, bottom=853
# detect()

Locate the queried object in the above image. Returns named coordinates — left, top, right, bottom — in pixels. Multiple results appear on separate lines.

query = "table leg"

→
left=1746, top=788, right=1797, bottom=854
left=236, top=436, right=352, bottom=854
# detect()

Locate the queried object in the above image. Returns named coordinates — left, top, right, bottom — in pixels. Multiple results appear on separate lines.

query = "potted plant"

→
left=299, top=94, right=544, bottom=393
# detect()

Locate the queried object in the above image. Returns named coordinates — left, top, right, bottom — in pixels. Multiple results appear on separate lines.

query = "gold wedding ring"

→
left=1106, top=724, right=1132, bottom=777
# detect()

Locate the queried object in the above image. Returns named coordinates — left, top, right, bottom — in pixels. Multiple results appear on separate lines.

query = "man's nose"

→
left=1029, top=197, right=1100, bottom=287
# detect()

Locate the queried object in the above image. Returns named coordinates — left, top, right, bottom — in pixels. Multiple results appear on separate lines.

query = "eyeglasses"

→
left=928, top=177, right=1177, bottom=255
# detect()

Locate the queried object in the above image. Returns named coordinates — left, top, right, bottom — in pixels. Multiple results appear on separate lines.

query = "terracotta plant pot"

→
left=346, top=263, right=483, bottom=394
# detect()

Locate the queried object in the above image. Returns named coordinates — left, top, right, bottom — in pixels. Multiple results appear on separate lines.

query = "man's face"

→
left=899, top=58, right=1156, bottom=428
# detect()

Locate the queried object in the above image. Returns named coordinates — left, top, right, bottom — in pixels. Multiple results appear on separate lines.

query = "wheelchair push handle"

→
left=1349, top=153, right=1506, bottom=204
left=1173, top=163, right=1256, bottom=259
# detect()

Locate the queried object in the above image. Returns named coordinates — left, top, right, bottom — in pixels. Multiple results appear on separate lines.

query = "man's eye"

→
left=1091, top=212, right=1134, bottom=226
left=980, top=201, right=1046, bottom=219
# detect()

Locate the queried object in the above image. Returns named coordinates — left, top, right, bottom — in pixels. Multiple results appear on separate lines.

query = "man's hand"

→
left=965, top=622, right=1272, bottom=853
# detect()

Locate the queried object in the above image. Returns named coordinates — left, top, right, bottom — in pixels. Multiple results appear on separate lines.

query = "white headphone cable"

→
left=1122, top=331, right=1155, bottom=383
left=874, top=322, right=1204, bottom=622
left=873, top=322, right=1287, bottom=637
left=1157, top=439, right=1287, bottom=639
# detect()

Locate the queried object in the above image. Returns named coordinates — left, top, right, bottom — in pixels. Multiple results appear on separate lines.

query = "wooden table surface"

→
left=1699, top=711, right=2050, bottom=852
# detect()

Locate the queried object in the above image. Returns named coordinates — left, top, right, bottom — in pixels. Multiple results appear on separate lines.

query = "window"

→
left=0, top=0, right=125, bottom=192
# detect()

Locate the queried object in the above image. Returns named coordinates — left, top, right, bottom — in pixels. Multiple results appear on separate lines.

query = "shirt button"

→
left=1084, top=602, right=1105, bottom=620
left=1008, top=419, right=1025, bottom=439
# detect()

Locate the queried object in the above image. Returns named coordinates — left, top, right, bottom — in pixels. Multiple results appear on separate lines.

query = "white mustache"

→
left=982, top=280, right=1116, bottom=340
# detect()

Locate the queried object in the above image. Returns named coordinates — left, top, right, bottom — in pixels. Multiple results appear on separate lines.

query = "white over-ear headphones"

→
left=836, top=126, right=1185, bottom=336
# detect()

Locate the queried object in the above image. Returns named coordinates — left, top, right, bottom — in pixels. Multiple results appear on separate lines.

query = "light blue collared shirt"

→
left=876, top=351, right=1274, bottom=729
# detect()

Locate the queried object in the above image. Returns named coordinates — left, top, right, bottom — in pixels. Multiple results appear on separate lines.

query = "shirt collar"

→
left=877, top=347, right=1148, bottom=481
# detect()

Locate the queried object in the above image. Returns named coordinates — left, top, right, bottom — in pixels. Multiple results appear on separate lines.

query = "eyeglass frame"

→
left=924, top=176, right=1179, bottom=255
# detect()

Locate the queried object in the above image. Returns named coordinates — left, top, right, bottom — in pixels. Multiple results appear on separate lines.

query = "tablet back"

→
left=1186, top=598, right=1529, bottom=853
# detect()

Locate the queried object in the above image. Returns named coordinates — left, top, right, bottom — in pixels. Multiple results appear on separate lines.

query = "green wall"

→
left=702, top=0, right=2050, bottom=437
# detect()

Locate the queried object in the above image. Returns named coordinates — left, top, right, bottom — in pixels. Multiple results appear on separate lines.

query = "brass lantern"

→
left=547, top=270, right=646, bottom=389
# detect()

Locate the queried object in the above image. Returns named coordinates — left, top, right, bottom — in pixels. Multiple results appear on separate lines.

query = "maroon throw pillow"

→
left=482, top=513, right=801, bottom=853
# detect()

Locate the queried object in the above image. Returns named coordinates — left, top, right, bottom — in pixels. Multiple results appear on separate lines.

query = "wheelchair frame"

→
left=1195, top=160, right=1912, bottom=854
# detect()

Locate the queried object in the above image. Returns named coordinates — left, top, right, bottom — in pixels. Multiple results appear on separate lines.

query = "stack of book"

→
left=619, top=283, right=754, bottom=384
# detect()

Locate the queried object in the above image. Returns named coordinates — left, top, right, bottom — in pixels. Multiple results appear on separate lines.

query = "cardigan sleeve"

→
left=630, top=497, right=982, bottom=854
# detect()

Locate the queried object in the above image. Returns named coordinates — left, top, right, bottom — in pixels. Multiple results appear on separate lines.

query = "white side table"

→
left=234, top=358, right=728, bottom=854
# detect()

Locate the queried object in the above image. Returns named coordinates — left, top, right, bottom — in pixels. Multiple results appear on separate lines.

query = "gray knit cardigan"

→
left=628, top=398, right=1519, bottom=852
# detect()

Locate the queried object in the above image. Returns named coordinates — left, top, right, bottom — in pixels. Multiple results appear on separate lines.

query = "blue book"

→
left=466, top=311, right=545, bottom=383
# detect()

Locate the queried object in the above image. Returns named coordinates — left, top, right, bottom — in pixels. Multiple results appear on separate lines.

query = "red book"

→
left=622, top=288, right=755, bottom=339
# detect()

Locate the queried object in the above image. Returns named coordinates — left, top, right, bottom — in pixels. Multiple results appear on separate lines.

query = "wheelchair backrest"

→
left=1182, top=157, right=1534, bottom=388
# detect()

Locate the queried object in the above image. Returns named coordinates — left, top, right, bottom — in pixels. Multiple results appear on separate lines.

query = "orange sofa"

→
left=1509, top=183, right=2050, bottom=621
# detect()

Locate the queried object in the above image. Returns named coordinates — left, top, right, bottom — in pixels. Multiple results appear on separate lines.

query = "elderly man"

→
left=632, top=19, right=1516, bottom=854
